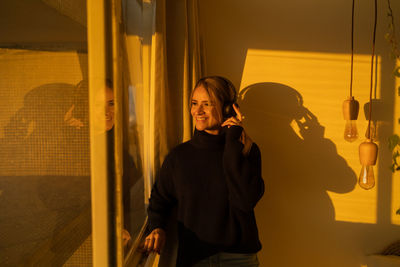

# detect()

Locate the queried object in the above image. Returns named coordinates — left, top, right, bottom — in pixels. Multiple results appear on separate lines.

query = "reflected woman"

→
left=144, top=76, right=264, bottom=266
left=75, top=79, right=132, bottom=246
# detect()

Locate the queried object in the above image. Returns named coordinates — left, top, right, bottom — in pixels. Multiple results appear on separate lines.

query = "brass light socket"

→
left=343, top=97, right=359, bottom=120
left=359, top=139, right=378, bottom=166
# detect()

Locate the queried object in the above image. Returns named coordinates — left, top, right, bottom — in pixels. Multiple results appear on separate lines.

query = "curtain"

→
left=123, top=0, right=203, bottom=265
left=151, top=0, right=203, bottom=190
left=153, top=1, right=204, bottom=265
left=123, top=0, right=203, bottom=204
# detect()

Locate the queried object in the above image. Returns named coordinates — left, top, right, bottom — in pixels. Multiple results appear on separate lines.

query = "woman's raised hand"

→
left=221, top=104, right=253, bottom=155
left=141, top=228, right=166, bottom=255
left=221, top=104, right=244, bottom=128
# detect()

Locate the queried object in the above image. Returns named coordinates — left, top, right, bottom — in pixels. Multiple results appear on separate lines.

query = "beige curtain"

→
left=152, top=0, right=203, bottom=182
left=123, top=0, right=203, bottom=265
left=154, top=1, right=204, bottom=265
left=124, top=0, right=203, bottom=201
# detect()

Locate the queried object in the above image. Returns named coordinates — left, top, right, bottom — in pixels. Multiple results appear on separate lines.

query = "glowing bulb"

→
left=358, top=139, right=378, bottom=190
left=358, top=165, right=375, bottom=190
left=344, top=120, right=358, bottom=142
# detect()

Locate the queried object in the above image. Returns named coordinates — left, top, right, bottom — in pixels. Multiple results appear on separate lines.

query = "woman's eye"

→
left=191, top=102, right=197, bottom=106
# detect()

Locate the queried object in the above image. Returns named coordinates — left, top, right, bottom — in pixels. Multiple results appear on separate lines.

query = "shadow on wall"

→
left=0, top=83, right=90, bottom=176
left=0, top=83, right=91, bottom=266
left=0, top=81, right=146, bottom=266
left=239, top=82, right=363, bottom=266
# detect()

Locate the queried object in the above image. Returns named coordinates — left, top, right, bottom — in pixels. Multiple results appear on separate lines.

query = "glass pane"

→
left=123, top=84, right=146, bottom=252
left=120, top=0, right=148, bottom=258
left=0, top=1, right=91, bottom=266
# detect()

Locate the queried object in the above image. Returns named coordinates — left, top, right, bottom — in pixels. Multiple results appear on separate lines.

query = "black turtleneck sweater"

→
left=148, top=126, right=264, bottom=266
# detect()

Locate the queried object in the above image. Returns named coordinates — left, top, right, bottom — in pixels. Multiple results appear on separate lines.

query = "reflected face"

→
left=190, top=86, right=221, bottom=135
left=105, top=87, right=114, bottom=131
left=93, top=86, right=114, bottom=134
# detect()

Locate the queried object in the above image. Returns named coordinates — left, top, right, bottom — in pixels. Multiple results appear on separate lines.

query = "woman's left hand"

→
left=221, top=104, right=244, bottom=128
left=221, top=104, right=253, bottom=155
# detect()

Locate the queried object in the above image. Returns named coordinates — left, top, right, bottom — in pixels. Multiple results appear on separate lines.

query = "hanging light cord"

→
left=387, top=0, right=399, bottom=59
left=350, top=0, right=355, bottom=97
left=367, top=0, right=378, bottom=139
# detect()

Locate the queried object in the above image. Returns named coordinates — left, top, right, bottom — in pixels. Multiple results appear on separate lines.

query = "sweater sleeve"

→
left=223, top=125, right=264, bottom=212
left=147, top=153, right=177, bottom=232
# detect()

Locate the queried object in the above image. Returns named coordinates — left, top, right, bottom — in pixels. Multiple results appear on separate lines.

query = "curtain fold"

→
left=123, top=0, right=203, bottom=265
left=153, top=0, right=203, bottom=265
left=138, top=0, right=203, bottom=199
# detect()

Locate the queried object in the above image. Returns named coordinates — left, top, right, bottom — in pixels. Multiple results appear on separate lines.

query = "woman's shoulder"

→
left=166, top=140, right=194, bottom=158
left=169, top=140, right=193, bottom=155
left=160, top=141, right=194, bottom=170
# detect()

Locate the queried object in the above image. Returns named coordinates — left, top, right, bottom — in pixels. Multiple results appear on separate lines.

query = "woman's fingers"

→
left=232, top=104, right=243, bottom=121
left=222, top=104, right=246, bottom=128
left=153, top=229, right=166, bottom=254
left=142, top=237, right=150, bottom=252
left=141, top=228, right=166, bottom=254
left=223, top=117, right=239, bottom=125
left=143, top=234, right=153, bottom=252
left=221, top=117, right=241, bottom=128
left=147, top=237, right=155, bottom=253
left=153, top=235, right=161, bottom=254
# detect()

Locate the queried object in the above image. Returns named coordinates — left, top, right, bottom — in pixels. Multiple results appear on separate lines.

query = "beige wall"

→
left=199, top=0, right=400, bottom=266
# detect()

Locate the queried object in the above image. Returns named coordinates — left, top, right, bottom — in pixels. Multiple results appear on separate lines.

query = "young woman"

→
left=144, top=76, right=264, bottom=266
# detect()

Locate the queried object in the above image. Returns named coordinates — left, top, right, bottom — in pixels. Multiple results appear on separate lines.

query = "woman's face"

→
left=190, top=85, right=221, bottom=135
left=105, top=87, right=114, bottom=131
left=93, top=87, right=114, bottom=134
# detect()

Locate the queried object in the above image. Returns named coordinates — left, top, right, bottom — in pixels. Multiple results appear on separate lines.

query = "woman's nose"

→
left=195, top=104, right=204, bottom=114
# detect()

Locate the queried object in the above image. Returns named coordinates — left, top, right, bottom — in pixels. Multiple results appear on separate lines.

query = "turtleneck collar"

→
left=191, top=129, right=225, bottom=149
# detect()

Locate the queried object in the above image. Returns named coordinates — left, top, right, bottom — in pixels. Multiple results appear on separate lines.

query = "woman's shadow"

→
left=239, top=82, right=358, bottom=266
left=0, top=83, right=91, bottom=266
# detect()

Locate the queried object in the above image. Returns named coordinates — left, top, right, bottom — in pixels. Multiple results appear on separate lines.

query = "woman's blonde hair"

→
left=191, top=76, right=237, bottom=121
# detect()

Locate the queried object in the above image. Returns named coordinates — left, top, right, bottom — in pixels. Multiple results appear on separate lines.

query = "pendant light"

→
left=343, top=0, right=359, bottom=142
left=359, top=0, right=378, bottom=190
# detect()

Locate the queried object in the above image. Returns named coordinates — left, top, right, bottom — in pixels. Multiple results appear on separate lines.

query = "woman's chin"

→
left=195, top=125, right=204, bottom=131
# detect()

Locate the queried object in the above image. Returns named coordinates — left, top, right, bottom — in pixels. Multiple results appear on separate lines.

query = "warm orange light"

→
left=240, top=49, right=380, bottom=224
left=358, top=139, right=378, bottom=190
left=358, top=165, right=375, bottom=190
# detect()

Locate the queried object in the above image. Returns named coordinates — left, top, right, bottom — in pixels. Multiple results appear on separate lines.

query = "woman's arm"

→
left=223, top=125, right=264, bottom=212
left=144, top=154, right=176, bottom=253
left=221, top=105, right=265, bottom=212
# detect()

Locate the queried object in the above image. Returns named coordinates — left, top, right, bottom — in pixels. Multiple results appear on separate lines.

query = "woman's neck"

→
left=205, top=129, right=220, bottom=135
